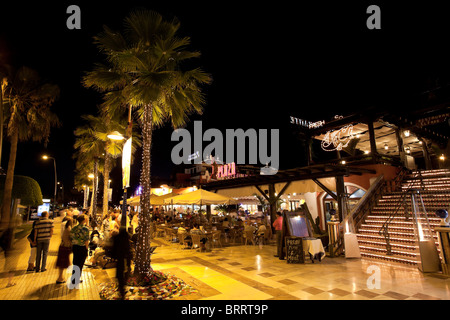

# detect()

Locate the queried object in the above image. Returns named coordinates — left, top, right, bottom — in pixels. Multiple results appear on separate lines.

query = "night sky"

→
left=1, top=1, right=450, bottom=203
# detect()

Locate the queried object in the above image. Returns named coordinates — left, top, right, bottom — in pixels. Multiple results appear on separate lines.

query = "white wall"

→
left=304, top=192, right=318, bottom=221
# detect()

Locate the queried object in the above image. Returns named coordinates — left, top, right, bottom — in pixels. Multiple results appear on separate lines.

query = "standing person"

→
left=56, top=218, right=73, bottom=284
left=34, top=211, right=54, bottom=272
left=110, top=214, right=120, bottom=237
left=111, top=226, right=131, bottom=300
left=273, top=211, right=283, bottom=258
left=26, top=220, right=37, bottom=271
left=101, top=212, right=111, bottom=240
left=70, top=214, right=89, bottom=284
left=131, top=213, right=139, bottom=234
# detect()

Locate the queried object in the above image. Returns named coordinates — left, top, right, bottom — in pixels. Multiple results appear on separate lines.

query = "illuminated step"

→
left=356, top=239, right=418, bottom=251
left=365, top=215, right=440, bottom=222
left=358, top=229, right=417, bottom=238
left=356, top=234, right=417, bottom=244
left=359, top=245, right=419, bottom=258
left=360, top=252, right=418, bottom=265
left=359, top=225, right=417, bottom=233
left=362, top=221, right=441, bottom=229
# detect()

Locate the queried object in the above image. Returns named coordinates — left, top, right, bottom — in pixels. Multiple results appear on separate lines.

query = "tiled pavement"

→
left=1, top=217, right=450, bottom=300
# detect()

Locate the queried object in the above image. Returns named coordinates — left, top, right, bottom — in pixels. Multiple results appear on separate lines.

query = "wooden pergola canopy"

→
left=202, top=164, right=376, bottom=191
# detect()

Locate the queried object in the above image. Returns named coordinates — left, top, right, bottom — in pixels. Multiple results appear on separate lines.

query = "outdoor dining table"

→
left=199, top=231, right=214, bottom=252
left=302, top=237, right=325, bottom=263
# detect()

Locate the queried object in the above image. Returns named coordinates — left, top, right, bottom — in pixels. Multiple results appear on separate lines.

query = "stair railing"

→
left=378, top=168, right=427, bottom=255
left=348, top=175, right=386, bottom=233
left=378, top=192, right=408, bottom=255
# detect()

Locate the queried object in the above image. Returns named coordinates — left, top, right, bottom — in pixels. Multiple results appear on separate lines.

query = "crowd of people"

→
left=1, top=204, right=284, bottom=289
left=21, top=206, right=138, bottom=288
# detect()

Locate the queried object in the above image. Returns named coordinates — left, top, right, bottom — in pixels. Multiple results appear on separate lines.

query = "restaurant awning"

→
left=214, top=177, right=336, bottom=198
left=163, top=189, right=235, bottom=205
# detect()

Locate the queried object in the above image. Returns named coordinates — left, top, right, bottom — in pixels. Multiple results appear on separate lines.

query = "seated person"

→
left=244, top=221, right=256, bottom=233
left=85, top=247, right=106, bottom=267
left=89, top=228, right=101, bottom=253
left=177, top=223, right=191, bottom=247
left=190, top=224, right=207, bottom=250
left=256, top=223, right=267, bottom=236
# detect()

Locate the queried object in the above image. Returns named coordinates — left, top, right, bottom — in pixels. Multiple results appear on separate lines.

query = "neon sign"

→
left=213, top=162, right=236, bottom=179
left=321, top=124, right=354, bottom=151
left=290, top=116, right=325, bottom=129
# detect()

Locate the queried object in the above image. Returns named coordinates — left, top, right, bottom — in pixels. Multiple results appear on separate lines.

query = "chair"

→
left=178, top=232, right=190, bottom=250
left=164, top=227, right=173, bottom=241
left=255, top=231, right=266, bottom=245
left=243, top=230, right=255, bottom=245
left=211, top=230, right=222, bottom=248
left=191, top=234, right=202, bottom=251
left=232, top=228, right=243, bottom=244
left=156, top=227, right=165, bottom=238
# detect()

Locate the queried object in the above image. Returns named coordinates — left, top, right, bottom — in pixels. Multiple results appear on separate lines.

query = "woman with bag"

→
left=56, top=217, right=73, bottom=284
left=26, top=221, right=37, bottom=272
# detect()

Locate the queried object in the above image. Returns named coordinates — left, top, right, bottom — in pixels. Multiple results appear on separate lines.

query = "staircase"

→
left=356, top=169, right=450, bottom=266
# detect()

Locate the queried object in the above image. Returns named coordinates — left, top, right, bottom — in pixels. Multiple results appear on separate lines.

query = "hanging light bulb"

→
left=404, top=130, right=410, bottom=137
left=384, top=143, right=389, bottom=150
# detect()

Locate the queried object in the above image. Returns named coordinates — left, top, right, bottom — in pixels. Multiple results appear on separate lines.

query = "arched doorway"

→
left=320, top=183, right=366, bottom=230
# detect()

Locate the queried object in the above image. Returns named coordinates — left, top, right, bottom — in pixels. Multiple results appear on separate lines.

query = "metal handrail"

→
left=378, top=169, right=426, bottom=255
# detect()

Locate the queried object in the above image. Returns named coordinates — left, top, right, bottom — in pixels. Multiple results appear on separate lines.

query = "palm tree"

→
left=83, top=9, right=211, bottom=279
left=1, top=66, right=59, bottom=226
left=74, top=112, right=141, bottom=219
left=74, top=115, right=105, bottom=220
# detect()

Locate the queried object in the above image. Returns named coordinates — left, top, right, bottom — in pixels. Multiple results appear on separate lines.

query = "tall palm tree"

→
left=1, top=66, right=59, bottom=226
left=84, top=9, right=211, bottom=279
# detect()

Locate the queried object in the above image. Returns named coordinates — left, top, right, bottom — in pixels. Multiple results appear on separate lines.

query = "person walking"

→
left=112, top=226, right=131, bottom=300
left=70, top=214, right=89, bottom=285
left=273, top=211, right=283, bottom=259
left=56, top=217, right=73, bottom=284
left=34, top=211, right=54, bottom=272
left=26, top=220, right=37, bottom=272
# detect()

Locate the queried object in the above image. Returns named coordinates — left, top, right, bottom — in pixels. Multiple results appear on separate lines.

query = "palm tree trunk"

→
left=1, top=131, right=18, bottom=227
left=135, top=103, right=153, bottom=278
left=89, top=180, right=94, bottom=216
left=92, top=159, right=99, bottom=218
left=103, top=153, right=111, bottom=219
left=88, top=159, right=99, bottom=218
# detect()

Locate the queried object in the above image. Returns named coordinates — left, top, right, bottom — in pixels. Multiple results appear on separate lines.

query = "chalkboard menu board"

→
left=285, top=236, right=304, bottom=264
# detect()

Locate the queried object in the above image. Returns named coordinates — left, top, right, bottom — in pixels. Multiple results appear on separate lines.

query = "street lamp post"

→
left=42, top=155, right=57, bottom=217
left=108, top=113, right=133, bottom=229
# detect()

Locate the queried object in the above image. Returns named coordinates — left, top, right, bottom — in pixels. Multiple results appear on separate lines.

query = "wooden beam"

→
left=313, top=178, right=338, bottom=201
left=275, top=181, right=292, bottom=201
left=254, top=185, right=269, bottom=202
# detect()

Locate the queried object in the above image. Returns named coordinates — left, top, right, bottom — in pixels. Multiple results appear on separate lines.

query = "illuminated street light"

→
left=107, top=131, right=125, bottom=141
left=42, top=155, right=57, bottom=216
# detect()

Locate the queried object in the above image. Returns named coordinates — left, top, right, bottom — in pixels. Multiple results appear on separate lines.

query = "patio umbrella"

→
left=163, top=188, right=235, bottom=206
left=120, top=194, right=163, bottom=206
